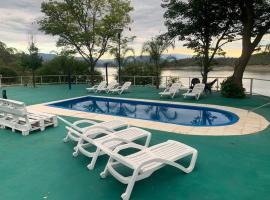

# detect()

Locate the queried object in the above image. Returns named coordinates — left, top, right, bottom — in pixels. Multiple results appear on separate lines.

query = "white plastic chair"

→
left=98, top=81, right=119, bottom=93
left=72, top=127, right=152, bottom=170
left=159, top=82, right=182, bottom=99
left=183, top=83, right=205, bottom=100
left=100, top=140, right=198, bottom=200
left=111, top=82, right=132, bottom=94
left=58, top=116, right=129, bottom=143
left=86, top=81, right=106, bottom=93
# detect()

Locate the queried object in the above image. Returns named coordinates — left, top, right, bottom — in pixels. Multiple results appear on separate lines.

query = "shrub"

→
left=221, top=77, right=246, bottom=98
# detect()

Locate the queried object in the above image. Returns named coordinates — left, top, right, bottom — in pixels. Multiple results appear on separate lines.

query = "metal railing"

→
left=0, top=74, right=269, bottom=97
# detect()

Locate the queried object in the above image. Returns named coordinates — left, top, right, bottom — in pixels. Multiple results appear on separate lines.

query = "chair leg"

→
left=100, top=157, right=114, bottom=178
left=87, top=148, right=101, bottom=170
left=63, top=133, right=69, bottom=143
left=121, top=170, right=139, bottom=200
left=73, top=139, right=84, bottom=157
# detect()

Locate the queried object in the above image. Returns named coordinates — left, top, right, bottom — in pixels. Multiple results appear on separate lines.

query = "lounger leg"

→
left=184, top=150, right=198, bottom=173
left=73, top=139, right=84, bottom=157
left=87, top=148, right=101, bottom=170
left=100, top=157, right=114, bottom=178
left=175, top=150, right=198, bottom=173
left=63, top=133, right=70, bottom=143
left=121, top=170, right=139, bottom=200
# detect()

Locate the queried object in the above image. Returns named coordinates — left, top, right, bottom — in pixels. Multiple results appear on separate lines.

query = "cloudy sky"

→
left=0, top=0, right=269, bottom=58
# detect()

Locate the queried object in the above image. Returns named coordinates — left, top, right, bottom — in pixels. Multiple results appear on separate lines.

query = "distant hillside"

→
left=167, top=53, right=270, bottom=68
left=39, top=52, right=270, bottom=68
left=39, top=53, right=191, bottom=66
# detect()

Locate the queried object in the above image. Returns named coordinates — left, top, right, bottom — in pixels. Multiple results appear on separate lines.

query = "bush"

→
left=221, top=77, right=246, bottom=98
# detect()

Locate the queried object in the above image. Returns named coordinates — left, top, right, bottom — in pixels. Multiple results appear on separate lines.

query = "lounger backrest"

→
left=107, top=81, right=118, bottom=90
left=122, top=82, right=131, bottom=90
left=0, top=98, right=27, bottom=117
left=192, top=83, right=205, bottom=94
left=169, top=82, right=182, bottom=93
left=97, top=81, right=107, bottom=90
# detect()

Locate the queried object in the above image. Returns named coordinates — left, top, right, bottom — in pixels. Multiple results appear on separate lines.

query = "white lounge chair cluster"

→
left=160, top=82, right=205, bottom=100
left=60, top=117, right=198, bottom=200
left=159, top=82, right=183, bottom=99
left=0, top=98, right=58, bottom=136
left=87, top=81, right=132, bottom=94
left=183, top=83, right=205, bottom=100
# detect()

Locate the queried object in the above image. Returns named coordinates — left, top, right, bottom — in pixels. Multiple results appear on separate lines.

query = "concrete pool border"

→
left=27, top=95, right=270, bottom=136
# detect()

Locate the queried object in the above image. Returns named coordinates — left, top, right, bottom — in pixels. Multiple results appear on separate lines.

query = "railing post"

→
left=189, top=77, right=191, bottom=87
left=134, top=76, right=136, bottom=86
left=76, top=76, right=78, bottom=84
left=250, top=78, right=253, bottom=95
left=20, top=76, right=23, bottom=86
left=152, top=76, right=154, bottom=86
left=59, top=75, right=61, bottom=84
left=41, top=76, right=43, bottom=84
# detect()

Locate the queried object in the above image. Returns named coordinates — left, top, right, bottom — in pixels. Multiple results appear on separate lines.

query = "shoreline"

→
left=164, top=65, right=270, bottom=73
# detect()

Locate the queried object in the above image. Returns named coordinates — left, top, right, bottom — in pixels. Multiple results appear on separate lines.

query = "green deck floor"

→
left=0, top=84, right=270, bottom=200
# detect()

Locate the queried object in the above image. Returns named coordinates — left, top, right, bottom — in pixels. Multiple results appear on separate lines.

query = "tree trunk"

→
left=232, top=49, right=253, bottom=87
left=201, top=54, right=210, bottom=84
left=90, top=62, right=95, bottom=86
left=155, top=61, right=160, bottom=89
left=32, top=69, right=36, bottom=88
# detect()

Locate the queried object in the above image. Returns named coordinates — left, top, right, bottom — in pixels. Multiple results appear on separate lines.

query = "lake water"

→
left=97, top=68, right=270, bottom=97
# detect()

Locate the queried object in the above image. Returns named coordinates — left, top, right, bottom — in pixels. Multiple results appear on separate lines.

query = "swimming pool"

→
left=49, top=96, right=239, bottom=127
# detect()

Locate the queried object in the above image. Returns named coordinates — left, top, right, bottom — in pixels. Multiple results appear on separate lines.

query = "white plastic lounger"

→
left=58, top=116, right=129, bottom=143
left=86, top=81, right=106, bottom=93
left=73, top=127, right=151, bottom=170
left=98, top=81, right=119, bottom=93
left=183, top=83, right=205, bottom=100
left=0, top=98, right=58, bottom=136
left=111, top=82, right=132, bottom=94
left=159, top=82, right=182, bottom=99
left=100, top=140, right=198, bottom=200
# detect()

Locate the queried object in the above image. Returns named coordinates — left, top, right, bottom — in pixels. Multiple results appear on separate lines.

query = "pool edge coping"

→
left=27, top=95, right=270, bottom=136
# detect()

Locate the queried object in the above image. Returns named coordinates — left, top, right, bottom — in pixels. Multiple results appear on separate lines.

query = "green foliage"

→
left=39, top=0, right=133, bottom=83
left=20, top=42, right=43, bottom=87
left=120, top=61, right=161, bottom=86
left=109, top=36, right=136, bottom=67
left=142, top=36, right=173, bottom=88
left=162, top=0, right=237, bottom=82
left=0, top=67, right=18, bottom=77
left=20, top=43, right=43, bottom=72
left=221, top=77, right=246, bottom=98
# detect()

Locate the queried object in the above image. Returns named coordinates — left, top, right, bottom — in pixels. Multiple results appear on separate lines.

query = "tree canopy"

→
left=39, top=0, right=133, bottom=83
left=162, top=0, right=237, bottom=83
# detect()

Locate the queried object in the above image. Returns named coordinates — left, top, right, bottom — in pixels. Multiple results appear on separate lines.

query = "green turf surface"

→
left=0, top=84, right=270, bottom=200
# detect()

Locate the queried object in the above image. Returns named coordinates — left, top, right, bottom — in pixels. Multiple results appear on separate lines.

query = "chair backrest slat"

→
left=0, top=98, right=27, bottom=117
left=169, top=82, right=182, bottom=93
left=192, top=83, right=205, bottom=93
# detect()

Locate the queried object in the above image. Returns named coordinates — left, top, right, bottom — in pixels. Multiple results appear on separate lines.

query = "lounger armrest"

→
left=73, top=119, right=97, bottom=126
left=84, top=125, right=114, bottom=134
left=113, top=142, right=146, bottom=153
left=83, top=128, right=112, bottom=137
left=57, top=116, right=88, bottom=133
left=100, top=137, right=131, bottom=147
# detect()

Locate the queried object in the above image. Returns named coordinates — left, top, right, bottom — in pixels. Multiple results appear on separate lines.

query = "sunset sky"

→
left=0, top=0, right=269, bottom=58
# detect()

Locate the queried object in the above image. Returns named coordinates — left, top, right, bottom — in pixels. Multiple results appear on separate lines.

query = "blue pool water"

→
left=49, top=96, right=239, bottom=127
